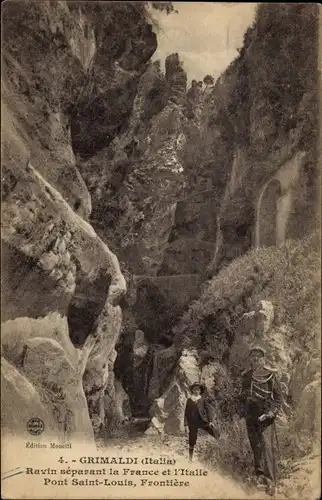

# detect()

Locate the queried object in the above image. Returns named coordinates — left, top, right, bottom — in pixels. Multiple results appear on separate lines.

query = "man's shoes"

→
left=254, top=475, right=267, bottom=490
left=266, top=483, right=276, bottom=496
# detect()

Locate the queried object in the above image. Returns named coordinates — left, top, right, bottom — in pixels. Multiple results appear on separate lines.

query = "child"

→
left=184, top=382, right=219, bottom=462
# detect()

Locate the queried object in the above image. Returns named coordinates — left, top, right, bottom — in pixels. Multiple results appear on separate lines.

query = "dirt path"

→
left=97, top=434, right=275, bottom=499
left=97, top=434, right=320, bottom=500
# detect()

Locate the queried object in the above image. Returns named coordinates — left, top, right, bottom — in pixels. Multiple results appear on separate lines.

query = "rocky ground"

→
left=97, top=433, right=321, bottom=500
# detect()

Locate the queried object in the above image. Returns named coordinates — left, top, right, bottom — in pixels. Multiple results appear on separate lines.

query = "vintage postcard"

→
left=1, top=1, right=321, bottom=499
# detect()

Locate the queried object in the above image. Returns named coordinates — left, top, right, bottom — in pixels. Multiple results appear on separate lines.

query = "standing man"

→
left=239, top=345, right=282, bottom=496
left=184, top=382, right=220, bottom=462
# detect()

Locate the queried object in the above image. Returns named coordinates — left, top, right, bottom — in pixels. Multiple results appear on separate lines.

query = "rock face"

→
left=147, top=348, right=199, bottom=435
left=169, top=4, right=319, bottom=278
left=23, top=336, right=94, bottom=440
left=211, top=4, right=319, bottom=273
left=2, top=0, right=92, bottom=218
left=75, top=50, right=194, bottom=421
left=1, top=204, right=126, bottom=438
left=1, top=357, right=59, bottom=439
left=69, top=3, right=157, bottom=159
left=79, top=53, right=188, bottom=275
left=294, top=375, right=321, bottom=441
left=2, top=0, right=157, bottom=214
left=290, top=352, right=321, bottom=407
left=165, top=53, right=187, bottom=105
left=133, top=275, right=202, bottom=343
left=1, top=0, right=157, bottom=441
left=133, top=330, right=149, bottom=368
left=2, top=162, right=125, bottom=327
left=82, top=302, right=123, bottom=436
left=145, top=6, right=319, bottom=450
left=1, top=315, right=93, bottom=441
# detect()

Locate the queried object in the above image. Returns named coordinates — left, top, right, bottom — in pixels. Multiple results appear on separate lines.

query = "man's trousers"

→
left=246, top=417, right=276, bottom=484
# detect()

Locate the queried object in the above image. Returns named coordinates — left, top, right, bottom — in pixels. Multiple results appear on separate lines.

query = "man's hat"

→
left=189, top=382, right=205, bottom=393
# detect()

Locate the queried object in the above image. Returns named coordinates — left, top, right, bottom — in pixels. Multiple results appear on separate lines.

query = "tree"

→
left=150, top=2, right=177, bottom=14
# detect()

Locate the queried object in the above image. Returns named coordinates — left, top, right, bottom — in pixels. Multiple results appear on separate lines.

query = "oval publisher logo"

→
left=27, top=418, right=45, bottom=436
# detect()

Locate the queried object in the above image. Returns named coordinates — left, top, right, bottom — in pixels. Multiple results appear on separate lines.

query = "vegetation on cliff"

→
left=176, top=232, right=320, bottom=353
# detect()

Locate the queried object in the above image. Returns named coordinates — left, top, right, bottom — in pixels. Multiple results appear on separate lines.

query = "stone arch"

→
left=255, top=151, right=307, bottom=248
left=256, top=179, right=283, bottom=247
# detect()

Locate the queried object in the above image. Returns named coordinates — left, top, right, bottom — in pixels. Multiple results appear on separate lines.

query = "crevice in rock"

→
left=67, top=265, right=111, bottom=348
left=1, top=241, right=67, bottom=322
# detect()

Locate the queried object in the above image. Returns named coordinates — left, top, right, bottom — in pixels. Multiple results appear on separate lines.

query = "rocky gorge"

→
left=1, top=1, right=321, bottom=496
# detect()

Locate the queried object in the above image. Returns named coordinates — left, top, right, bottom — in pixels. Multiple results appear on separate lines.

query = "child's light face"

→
left=192, top=386, right=201, bottom=396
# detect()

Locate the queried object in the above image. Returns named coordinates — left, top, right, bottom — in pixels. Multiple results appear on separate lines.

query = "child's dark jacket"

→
left=184, top=394, right=216, bottom=427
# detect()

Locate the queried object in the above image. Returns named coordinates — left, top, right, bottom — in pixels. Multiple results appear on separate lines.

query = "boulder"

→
left=114, top=377, right=131, bottom=421
left=1, top=313, right=78, bottom=369
left=133, top=330, right=149, bottom=369
left=147, top=344, right=178, bottom=401
left=294, top=375, right=321, bottom=440
left=163, top=383, right=187, bottom=434
left=23, top=337, right=75, bottom=387
left=84, top=304, right=123, bottom=392
left=290, top=351, right=321, bottom=406
left=229, top=301, right=277, bottom=371
left=147, top=348, right=199, bottom=435
left=176, top=348, right=200, bottom=390
left=102, top=357, right=130, bottom=438
left=83, top=303, right=123, bottom=435
left=236, top=300, right=274, bottom=339
left=22, top=336, right=94, bottom=441
left=254, top=300, right=274, bottom=336
left=1, top=357, right=60, bottom=439
left=1, top=162, right=126, bottom=346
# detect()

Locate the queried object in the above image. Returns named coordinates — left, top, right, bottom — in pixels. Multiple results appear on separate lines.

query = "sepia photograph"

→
left=1, top=1, right=321, bottom=499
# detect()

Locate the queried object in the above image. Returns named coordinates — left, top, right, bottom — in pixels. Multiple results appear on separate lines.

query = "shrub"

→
left=176, top=232, right=320, bottom=349
left=173, top=232, right=320, bottom=478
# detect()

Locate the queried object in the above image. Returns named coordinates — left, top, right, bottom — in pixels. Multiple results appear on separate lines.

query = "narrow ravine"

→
left=1, top=3, right=320, bottom=500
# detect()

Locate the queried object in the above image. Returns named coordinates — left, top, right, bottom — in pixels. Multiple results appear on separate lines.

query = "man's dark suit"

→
left=239, top=366, right=282, bottom=485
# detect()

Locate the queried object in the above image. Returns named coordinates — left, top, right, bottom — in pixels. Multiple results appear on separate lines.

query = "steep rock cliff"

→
left=79, top=53, right=187, bottom=274
left=161, top=4, right=319, bottom=281
left=1, top=0, right=160, bottom=440
left=1, top=160, right=126, bottom=441
left=145, top=4, right=320, bottom=480
left=207, top=3, right=319, bottom=273
left=77, top=51, right=192, bottom=418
